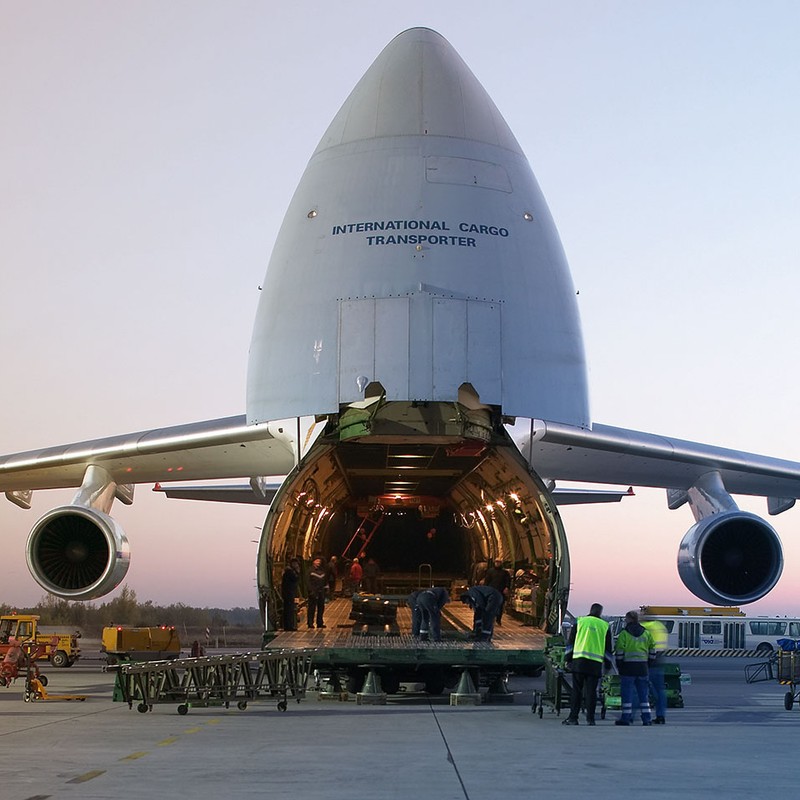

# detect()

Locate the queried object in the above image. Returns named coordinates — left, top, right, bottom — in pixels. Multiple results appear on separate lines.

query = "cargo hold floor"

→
left=267, top=597, right=547, bottom=658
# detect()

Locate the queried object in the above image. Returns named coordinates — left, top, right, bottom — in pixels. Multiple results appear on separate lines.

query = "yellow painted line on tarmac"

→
left=206, top=718, right=222, bottom=724
left=184, top=727, right=202, bottom=733
left=66, top=770, right=106, bottom=784
left=119, top=751, right=149, bottom=761
left=157, top=737, right=179, bottom=746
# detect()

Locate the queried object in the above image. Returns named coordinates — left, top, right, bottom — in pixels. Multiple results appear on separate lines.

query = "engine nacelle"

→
left=26, top=506, right=130, bottom=601
left=677, top=511, right=783, bottom=605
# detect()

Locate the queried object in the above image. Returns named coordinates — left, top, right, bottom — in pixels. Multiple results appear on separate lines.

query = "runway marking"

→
left=183, top=727, right=202, bottom=733
left=66, top=770, right=106, bottom=784
left=119, top=751, right=149, bottom=761
left=157, top=737, right=179, bottom=746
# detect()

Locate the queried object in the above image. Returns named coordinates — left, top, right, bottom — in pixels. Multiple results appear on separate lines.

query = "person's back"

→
left=641, top=619, right=669, bottom=724
left=614, top=611, right=655, bottom=726
left=485, top=564, right=510, bottom=593
left=563, top=603, right=612, bottom=726
left=282, top=563, right=300, bottom=597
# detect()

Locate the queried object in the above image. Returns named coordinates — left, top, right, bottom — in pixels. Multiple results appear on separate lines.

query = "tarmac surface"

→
left=0, top=651, right=793, bottom=799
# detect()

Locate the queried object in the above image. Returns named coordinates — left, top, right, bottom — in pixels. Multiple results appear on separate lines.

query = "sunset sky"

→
left=2, top=1, right=799, bottom=616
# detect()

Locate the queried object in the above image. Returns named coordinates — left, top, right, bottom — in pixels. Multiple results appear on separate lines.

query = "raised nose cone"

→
left=248, top=29, right=588, bottom=428
left=315, top=27, right=523, bottom=154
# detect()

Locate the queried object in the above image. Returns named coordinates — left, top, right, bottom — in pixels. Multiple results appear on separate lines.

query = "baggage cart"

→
left=600, top=662, right=684, bottom=718
left=531, top=640, right=573, bottom=718
left=777, top=647, right=800, bottom=710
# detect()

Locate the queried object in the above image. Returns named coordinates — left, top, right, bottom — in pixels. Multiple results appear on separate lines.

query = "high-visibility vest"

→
left=641, top=620, right=668, bottom=652
left=573, top=616, right=609, bottom=663
left=616, top=627, right=655, bottom=663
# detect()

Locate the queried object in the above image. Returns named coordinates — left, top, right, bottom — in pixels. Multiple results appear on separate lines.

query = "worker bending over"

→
left=460, top=585, right=503, bottom=641
left=408, top=587, right=450, bottom=642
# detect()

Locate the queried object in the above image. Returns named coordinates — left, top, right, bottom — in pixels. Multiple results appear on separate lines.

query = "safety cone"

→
left=356, top=668, right=386, bottom=705
left=449, top=668, right=481, bottom=706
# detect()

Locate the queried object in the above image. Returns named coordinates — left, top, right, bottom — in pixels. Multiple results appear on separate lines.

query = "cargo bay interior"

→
left=256, top=396, right=570, bottom=642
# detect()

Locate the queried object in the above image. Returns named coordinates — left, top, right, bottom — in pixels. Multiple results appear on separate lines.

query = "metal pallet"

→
left=114, top=648, right=315, bottom=715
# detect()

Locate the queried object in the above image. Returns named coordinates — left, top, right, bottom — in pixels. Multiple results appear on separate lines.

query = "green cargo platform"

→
left=266, top=597, right=547, bottom=694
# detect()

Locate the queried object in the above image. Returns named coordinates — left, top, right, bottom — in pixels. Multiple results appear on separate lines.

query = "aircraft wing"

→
left=523, top=419, right=800, bottom=511
left=0, top=415, right=295, bottom=501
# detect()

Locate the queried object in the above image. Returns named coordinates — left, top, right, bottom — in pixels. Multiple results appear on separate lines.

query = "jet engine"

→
left=677, top=511, right=783, bottom=605
left=26, top=506, right=130, bottom=601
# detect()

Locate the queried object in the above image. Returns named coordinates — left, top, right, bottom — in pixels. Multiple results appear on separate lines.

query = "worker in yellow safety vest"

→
left=614, top=610, right=656, bottom=725
left=562, top=603, right=614, bottom=726
left=641, top=618, right=668, bottom=723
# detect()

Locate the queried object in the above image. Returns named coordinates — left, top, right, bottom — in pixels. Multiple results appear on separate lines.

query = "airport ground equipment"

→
left=776, top=640, right=800, bottom=710
left=1, top=640, right=50, bottom=688
left=531, top=638, right=572, bottom=718
left=745, top=652, right=778, bottom=683
left=101, top=624, right=180, bottom=665
left=281, top=598, right=546, bottom=697
left=114, top=648, right=315, bottom=714
left=599, top=663, right=684, bottom=718
left=22, top=647, right=86, bottom=703
left=0, top=614, right=81, bottom=667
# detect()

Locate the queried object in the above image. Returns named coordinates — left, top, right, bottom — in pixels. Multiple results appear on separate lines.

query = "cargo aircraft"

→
left=3, top=28, right=799, bottom=633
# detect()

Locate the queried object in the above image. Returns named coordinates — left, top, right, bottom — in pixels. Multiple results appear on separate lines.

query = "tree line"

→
left=0, top=585, right=262, bottom=638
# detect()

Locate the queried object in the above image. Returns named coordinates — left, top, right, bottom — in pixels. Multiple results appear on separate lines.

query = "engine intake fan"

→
left=677, top=511, right=783, bottom=605
left=26, top=506, right=130, bottom=601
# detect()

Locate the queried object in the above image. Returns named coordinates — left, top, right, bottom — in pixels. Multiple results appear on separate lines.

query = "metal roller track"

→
left=114, top=648, right=316, bottom=714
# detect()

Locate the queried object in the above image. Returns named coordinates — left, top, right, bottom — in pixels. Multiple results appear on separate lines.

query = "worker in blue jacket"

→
left=460, top=585, right=503, bottom=641
left=408, top=587, right=450, bottom=642
left=614, top=610, right=656, bottom=726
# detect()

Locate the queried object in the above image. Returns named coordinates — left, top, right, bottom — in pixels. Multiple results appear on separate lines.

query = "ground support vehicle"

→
left=113, top=648, right=315, bottom=714
left=101, top=625, right=180, bottom=665
left=531, top=639, right=572, bottom=718
left=0, top=614, right=81, bottom=668
left=777, top=644, right=800, bottom=711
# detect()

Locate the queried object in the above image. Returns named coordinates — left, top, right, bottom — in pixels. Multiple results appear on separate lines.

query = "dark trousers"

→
left=307, top=594, right=325, bottom=627
left=649, top=665, right=667, bottom=719
left=282, top=595, right=297, bottom=630
left=417, top=595, right=442, bottom=642
left=567, top=670, right=600, bottom=723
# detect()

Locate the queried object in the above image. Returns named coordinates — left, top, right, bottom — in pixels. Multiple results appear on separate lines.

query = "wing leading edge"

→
left=519, top=419, right=800, bottom=513
left=0, top=415, right=295, bottom=500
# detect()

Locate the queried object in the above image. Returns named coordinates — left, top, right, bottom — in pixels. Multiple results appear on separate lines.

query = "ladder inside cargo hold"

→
left=114, top=648, right=315, bottom=715
left=342, top=511, right=384, bottom=561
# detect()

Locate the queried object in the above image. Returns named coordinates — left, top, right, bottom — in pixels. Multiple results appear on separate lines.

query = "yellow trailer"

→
left=101, top=625, right=181, bottom=664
